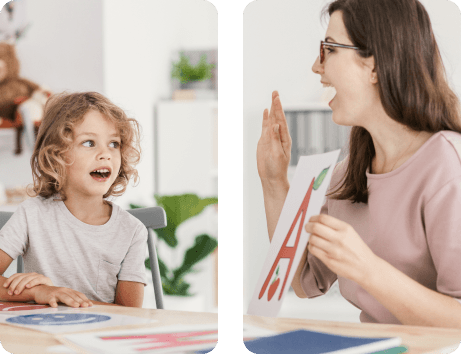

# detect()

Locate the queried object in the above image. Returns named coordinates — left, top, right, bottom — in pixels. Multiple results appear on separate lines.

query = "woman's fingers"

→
left=305, top=220, right=337, bottom=241
left=273, top=95, right=291, bottom=145
left=274, top=96, right=285, bottom=141
left=262, top=108, right=269, bottom=130
left=269, top=91, right=279, bottom=125
left=273, top=94, right=284, bottom=123
left=309, top=214, right=349, bottom=231
left=263, top=92, right=280, bottom=141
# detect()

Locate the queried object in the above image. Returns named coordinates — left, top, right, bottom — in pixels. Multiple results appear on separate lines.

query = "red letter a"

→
left=259, top=177, right=315, bottom=301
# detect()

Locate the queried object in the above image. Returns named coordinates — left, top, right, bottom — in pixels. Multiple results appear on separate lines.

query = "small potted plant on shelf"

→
left=171, top=52, right=216, bottom=100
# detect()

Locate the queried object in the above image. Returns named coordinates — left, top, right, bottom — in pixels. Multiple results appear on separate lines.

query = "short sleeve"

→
left=0, top=203, right=29, bottom=261
left=300, top=251, right=338, bottom=298
left=117, top=224, right=148, bottom=286
left=424, top=176, right=461, bottom=300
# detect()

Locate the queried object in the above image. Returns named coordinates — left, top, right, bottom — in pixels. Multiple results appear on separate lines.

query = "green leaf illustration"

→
left=272, top=266, right=280, bottom=284
left=313, top=166, right=330, bottom=190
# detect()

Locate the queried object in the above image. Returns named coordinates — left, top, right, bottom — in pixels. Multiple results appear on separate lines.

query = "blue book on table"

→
left=196, top=329, right=403, bottom=354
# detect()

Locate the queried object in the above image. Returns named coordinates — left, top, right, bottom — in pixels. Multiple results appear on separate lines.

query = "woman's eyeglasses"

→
left=320, top=40, right=360, bottom=64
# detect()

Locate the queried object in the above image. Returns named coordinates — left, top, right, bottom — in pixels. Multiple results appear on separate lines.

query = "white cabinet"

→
left=154, top=100, right=218, bottom=196
left=153, top=100, right=218, bottom=312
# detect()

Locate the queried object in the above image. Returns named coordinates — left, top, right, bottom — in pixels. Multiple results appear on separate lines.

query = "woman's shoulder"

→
left=437, top=131, right=461, bottom=159
left=424, top=130, right=461, bottom=168
left=335, top=156, right=349, bottom=172
left=329, top=155, right=349, bottom=187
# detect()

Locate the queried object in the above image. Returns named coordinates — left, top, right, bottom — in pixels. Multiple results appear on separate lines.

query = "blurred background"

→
left=243, top=0, right=461, bottom=322
left=0, top=0, right=218, bottom=312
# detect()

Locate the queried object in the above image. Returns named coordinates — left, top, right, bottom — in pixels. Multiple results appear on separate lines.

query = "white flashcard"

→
left=60, top=323, right=220, bottom=354
left=45, top=345, right=79, bottom=353
left=0, top=301, right=94, bottom=316
left=247, top=150, right=341, bottom=317
left=0, top=308, right=156, bottom=334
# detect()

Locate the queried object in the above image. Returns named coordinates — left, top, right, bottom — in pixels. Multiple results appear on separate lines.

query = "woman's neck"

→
left=62, top=194, right=112, bottom=225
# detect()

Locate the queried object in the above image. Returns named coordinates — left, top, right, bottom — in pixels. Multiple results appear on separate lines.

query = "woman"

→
left=257, top=0, right=461, bottom=327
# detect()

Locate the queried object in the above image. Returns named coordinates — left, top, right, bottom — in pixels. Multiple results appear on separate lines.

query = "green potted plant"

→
left=171, top=53, right=215, bottom=90
left=131, top=193, right=218, bottom=299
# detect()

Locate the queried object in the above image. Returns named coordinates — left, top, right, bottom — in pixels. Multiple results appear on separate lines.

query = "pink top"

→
left=300, top=130, right=461, bottom=324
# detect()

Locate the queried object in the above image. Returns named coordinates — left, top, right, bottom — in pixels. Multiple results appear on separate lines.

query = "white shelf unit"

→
left=153, top=100, right=218, bottom=312
left=286, top=103, right=350, bottom=183
left=154, top=100, right=218, bottom=196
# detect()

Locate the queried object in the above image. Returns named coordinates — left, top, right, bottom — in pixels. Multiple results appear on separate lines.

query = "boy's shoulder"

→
left=7, top=197, right=59, bottom=223
left=18, top=195, right=56, bottom=211
left=110, top=203, right=146, bottom=231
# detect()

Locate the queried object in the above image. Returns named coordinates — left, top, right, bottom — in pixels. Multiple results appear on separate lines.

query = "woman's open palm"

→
left=257, top=91, right=292, bottom=183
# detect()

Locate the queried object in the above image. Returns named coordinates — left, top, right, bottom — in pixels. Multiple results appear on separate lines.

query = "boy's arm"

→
left=0, top=275, right=121, bottom=306
left=114, top=280, right=144, bottom=308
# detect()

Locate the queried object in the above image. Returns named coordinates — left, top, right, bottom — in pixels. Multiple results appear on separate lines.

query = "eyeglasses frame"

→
left=320, top=40, right=360, bottom=64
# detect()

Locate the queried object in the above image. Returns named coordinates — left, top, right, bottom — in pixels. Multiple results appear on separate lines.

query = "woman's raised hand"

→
left=257, top=91, right=292, bottom=185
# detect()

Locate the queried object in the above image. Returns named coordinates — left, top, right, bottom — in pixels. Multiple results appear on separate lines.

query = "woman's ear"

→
left=362, top=56, right=377, bottom=84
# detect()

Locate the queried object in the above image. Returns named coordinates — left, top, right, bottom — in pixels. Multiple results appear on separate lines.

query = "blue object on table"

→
left=242, top=329, right=401, bottom=354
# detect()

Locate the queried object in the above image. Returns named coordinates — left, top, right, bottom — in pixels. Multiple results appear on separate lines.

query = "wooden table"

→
left=244, top=315, right=461, bottom=354
left=0, top=302, right=218, bottom=354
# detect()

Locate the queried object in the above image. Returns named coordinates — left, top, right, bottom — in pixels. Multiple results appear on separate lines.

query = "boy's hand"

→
left=32, top=285, right=93, bottom=308
left=3, top=272, right=54, bottom=296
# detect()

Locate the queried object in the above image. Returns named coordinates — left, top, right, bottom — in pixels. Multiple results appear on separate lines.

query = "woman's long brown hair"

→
left=324, top=0, right=461, bottom=203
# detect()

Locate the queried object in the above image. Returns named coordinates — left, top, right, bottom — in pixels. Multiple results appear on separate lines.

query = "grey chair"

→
left=0, top=207, right=166, bottom=309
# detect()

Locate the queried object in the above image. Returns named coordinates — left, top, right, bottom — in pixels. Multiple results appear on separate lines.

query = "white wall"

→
left=0, top=0, right=104, bottom=189
left=243, top=0, right=461, bottom=311
left=102, top=0, right=218, bottom=209
left=17, top=0, right=104, bottom=93
left=0, top=0, right=217, bottom=207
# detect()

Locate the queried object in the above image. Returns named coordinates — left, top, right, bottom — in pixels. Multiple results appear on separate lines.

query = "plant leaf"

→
left=313, top=166, right=330, bottom=190
left=174, top=236, right=217, bottom=282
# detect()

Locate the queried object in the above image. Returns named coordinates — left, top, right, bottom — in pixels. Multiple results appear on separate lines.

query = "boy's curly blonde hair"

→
left=30, top=92, right=141, bottom=201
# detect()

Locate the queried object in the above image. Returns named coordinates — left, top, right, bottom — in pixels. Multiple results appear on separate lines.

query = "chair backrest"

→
left=0, top=206, right=167, bottom=309
left=127, top=207, right=167, bottom=230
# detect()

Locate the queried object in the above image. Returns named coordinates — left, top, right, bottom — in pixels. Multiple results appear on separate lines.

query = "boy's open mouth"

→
left=89, top=168, right=111, bottom=181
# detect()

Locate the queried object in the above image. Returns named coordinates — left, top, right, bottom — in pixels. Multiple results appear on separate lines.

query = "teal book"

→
left=372, top=346, right=408, bottom=354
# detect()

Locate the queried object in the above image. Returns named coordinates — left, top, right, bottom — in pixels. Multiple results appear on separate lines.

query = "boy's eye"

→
left=109, top=141, right=120, bottom=148
left=82, top=140, right=120, bottom=148
left=82, top=140, right=95, bottom=147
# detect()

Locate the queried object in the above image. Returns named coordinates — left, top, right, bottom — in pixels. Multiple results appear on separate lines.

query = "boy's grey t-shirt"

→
left=0, top=196, right=148, bottom=303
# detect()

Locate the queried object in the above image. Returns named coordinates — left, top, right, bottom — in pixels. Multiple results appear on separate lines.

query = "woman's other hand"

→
left=32, top=285, right=93, bottom=308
